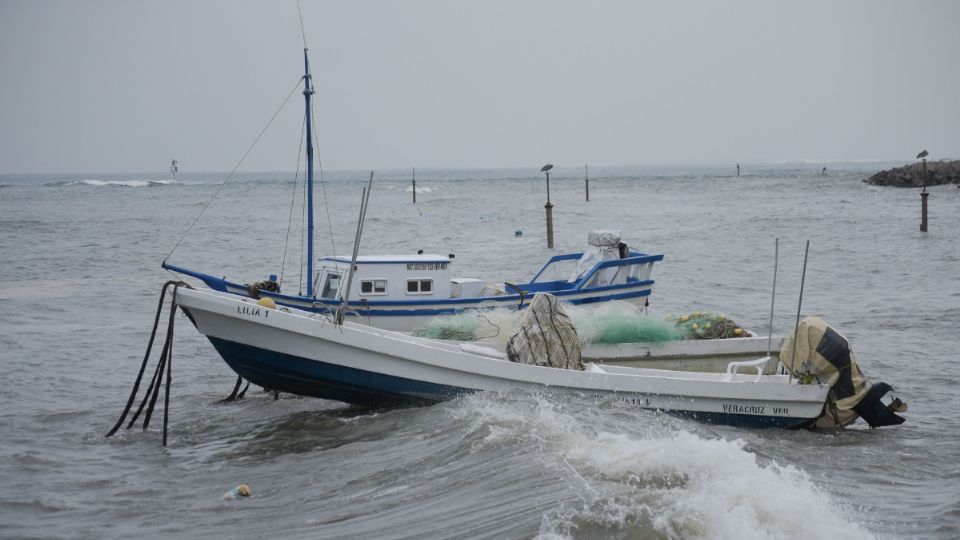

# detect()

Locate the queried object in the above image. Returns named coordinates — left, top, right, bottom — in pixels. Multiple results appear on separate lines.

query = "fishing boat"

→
left=161, top=48, right=663, bottom=332
left=164, top=243, right=663, bottom=332
left=175, top=286, right=831, bottom=428
left=155, top=50, right=905, bottom=432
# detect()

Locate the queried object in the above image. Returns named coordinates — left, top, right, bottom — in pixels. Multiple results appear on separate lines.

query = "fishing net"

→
left=411, top=310, right=509, bottom=341
left=567, top=302, right=683, bottom=344
left=668, top=311, right=751, bottom=340
left=411, top=303, right=749, bottom=344
left=506, top=293, right=583, bottom=370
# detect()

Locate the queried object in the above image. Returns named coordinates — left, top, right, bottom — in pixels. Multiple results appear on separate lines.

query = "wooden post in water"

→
left=920, top=158, right=929, bottom=232
left=918, top=150, right=929, bottom=232
left=412, top=166, right=416, bottom=204
left=585, top=164, right=590, bottom=202
left=541, top=164, right=554, bottom=249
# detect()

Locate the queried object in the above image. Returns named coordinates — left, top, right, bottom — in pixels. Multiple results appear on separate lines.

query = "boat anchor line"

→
left=105, top=281, right=257, bottom=446
left=106, top=281, right=184, bottom=446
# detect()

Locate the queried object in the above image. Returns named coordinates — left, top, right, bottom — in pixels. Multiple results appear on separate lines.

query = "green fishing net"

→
left=576, top=312, right=684, bottom=344
left=411, top=306, right=750, bottom=344
left=411, top=319, right=481, bottom=341
left=668, top=311, right=751, bottom=340
left=411, top=312, right=502, bottom=341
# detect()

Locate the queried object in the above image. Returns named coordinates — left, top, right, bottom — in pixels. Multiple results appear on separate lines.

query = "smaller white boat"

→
left=176, top=287, right=832, bottom=428
left=159, top=44, right=663, bottom=332
left=165, top=230, right=663, bottom=331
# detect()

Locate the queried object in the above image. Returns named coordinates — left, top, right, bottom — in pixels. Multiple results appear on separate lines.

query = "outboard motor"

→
left=781, top=316, right=906, bottom=429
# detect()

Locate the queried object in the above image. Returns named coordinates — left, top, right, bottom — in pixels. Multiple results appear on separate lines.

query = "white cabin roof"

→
left=320, top=254, right=451, bottom=265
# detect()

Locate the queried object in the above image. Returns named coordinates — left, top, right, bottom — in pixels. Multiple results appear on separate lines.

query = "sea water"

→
left=0, top=164, right=957, bottom=538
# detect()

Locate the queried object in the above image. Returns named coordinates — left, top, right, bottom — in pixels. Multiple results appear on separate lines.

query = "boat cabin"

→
left=316, top=254, right=483, bottom=301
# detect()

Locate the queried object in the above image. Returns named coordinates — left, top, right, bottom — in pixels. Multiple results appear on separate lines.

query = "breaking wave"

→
left=47, top=178, right=206, bottom=188
left=451, top=393, right=875, bottom=540
left=77, top=179, right=172, bottom=187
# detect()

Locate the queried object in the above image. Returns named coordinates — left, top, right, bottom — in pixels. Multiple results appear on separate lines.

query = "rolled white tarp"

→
left=568, top=230, right=622, bottom=284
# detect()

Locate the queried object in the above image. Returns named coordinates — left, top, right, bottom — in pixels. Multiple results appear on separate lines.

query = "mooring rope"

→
left=108, top=281, right=259, bottom=445
left=105, top=280, right=179, bottom=438
left=218, top=376, right=251, bottom=404
left=106, top=281, right=187, bottom=445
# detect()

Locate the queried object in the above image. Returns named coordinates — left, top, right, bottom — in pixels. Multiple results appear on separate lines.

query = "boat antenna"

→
left=766, top=237, right=779, bottom=359
left=788, top=240, right=810, bottom=377
left=336, top=172, right=374, bottom=324
left=297, top=0, right=308, bottom=49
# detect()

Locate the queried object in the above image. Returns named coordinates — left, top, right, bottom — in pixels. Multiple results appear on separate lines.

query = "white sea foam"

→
left=71, top=178, right=184, bottom=187
left=554, top=431, right=875, bottom=539
left=82, top=179, right=171, bottom=187
left=451, top=394, right=874, bottom=540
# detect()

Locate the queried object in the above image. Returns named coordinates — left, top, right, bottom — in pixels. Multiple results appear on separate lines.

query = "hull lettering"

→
left=722, top=403, right=765, bottom=415
left=238, top=305, right=269, bottom=318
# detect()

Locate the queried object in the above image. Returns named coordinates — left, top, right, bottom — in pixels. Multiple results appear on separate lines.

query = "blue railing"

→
left=529, top=252, right=584, bottom=283
left=572, top=253, right=663, bottom=290
left=529, top=251, right=663, bottom=289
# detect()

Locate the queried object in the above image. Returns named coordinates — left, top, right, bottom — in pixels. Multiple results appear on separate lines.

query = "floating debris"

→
left=223, top=484, right=250, bottom=500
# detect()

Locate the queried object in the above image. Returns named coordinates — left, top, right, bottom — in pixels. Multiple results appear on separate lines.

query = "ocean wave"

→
left=449, top=393, right=875, bottom=540
left=42, top=178, right=213, bottom=188
left=77, top=179, right=173, bottom=187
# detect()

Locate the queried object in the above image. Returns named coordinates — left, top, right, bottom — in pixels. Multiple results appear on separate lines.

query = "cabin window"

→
left=406, top=278, right=433, bottom=295
left=360, top=279, right=387, bottom=296
left=321, top=273, right=341, bottom=299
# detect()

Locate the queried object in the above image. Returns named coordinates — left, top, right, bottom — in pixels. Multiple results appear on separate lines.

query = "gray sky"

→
left=1, top=0, right=958, bottom=174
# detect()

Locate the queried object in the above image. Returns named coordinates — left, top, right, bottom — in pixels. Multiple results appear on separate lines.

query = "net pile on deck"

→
left=668, top=311, right=751, bottom=340
left=505, top=293, right=583, bottom=370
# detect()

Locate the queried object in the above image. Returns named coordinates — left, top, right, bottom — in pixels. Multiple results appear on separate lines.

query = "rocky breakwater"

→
left=866, top=160, right=960, bottom=187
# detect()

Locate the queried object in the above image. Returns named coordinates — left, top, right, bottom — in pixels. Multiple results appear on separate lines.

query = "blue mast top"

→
left=303, top=48, right=316, bottom=297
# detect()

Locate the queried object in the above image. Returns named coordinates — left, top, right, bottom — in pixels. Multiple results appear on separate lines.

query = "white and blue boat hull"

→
left=177, top=288, right=829, bottom=428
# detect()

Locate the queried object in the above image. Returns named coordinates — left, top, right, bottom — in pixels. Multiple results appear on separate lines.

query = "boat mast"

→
left=303, top=48, right=316, bottom=297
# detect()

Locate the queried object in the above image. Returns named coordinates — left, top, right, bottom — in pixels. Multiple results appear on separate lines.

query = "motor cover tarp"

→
left=780, top=316, right=905, bottom=428
left=506, top=293, right=583, bottom=370
left=569, top=230, right=621, bottom=284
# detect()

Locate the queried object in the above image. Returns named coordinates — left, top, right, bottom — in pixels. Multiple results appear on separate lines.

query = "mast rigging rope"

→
left=163, top=76, right=305, bottom=268
left=280, top=113, right=306, bottom=289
